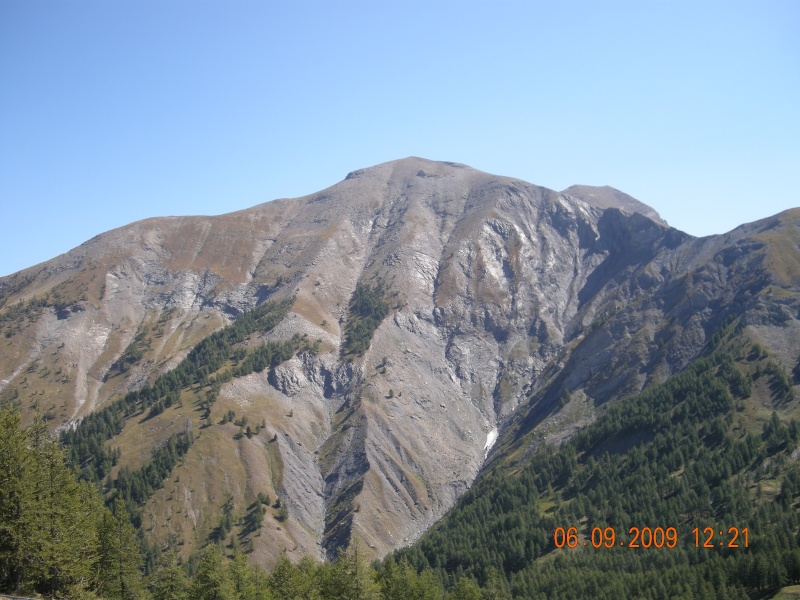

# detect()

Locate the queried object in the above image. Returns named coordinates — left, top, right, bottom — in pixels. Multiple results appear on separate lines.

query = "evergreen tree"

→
left=0, top=406, right=28, bottom=591
left=269, top=554, right=321, bottom=600
left=322, top=542, right=380, bottom=600
left=190, top=544, right=236, bottom=600
left=148, top=551, right=189, bottom=600
left=229, top=551, right=271, bottom=600
left=379, top=556, right=444, bottom=600
left=97, top=497, right=146, bottom=599
left=449, top=576, right=482, bottom=600
left=16, top=416, right=102, bottom=595
left=480, top=568, right=509, bottom=600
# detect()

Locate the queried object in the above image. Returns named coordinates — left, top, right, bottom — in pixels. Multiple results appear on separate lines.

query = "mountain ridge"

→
left=0, top=157, right=798, bottom=569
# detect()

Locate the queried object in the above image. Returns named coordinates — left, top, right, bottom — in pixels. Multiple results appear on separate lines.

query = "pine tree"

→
left=148, top=551, right=189, bottom=600
left=322, top=542, right=380, bottom=600
left=97, top=497, right=145, bottom=599
left=17, top=417, right=102, bottom=595
left=480, top=568, right=510, bottom=600
left=229, top=551, right=271, bottom=600
left=449, top=576, right=482, bottom=600
left=0, top=406, right=27, bottom=591
left=269, top=554, right=321, bottom=600
left=379, top=556, right=444, bottom=600
left=0, top=408, right=121, bottom=597
left=190, top=544, right=236, bottom=600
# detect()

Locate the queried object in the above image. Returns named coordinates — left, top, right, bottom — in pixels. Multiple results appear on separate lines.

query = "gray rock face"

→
left=1, top=157, right=798, bottom=562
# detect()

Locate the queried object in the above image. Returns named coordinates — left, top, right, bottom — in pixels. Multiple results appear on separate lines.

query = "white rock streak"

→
left=483, top=427, right=498, bottom=459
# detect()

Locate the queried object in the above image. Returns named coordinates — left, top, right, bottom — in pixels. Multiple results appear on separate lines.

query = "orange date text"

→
left=553, top=526, right=748, bottom=549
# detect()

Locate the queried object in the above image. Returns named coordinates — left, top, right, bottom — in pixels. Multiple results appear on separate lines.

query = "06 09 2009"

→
left=553, top=526, right=749, bottom=549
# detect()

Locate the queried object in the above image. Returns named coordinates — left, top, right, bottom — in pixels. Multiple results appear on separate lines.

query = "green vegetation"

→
left=210, top=498, right=237, bottom=545
left=0, top=402, right=473, bottom=599
left=0, top=277, right=93, bottom=337
left=8, top=285, right=800, bottom=598
left=61, top=298, right=296, bottom=486
left=55, top=296, right=321, bottom=570
left=112, top=430, right=194, bottom=527
left=393, top=339, right=800, bottom=598
left=0, top=406, right=143, bottom=598
left=0, top=295, right=50, bottom=338
left=342, top=279, right=390, bottom=357
left=766, top=361, right=795, bottom=402
left=0, top=273, right=36, bottom=310
left=106, top=324, right=153, bottom=379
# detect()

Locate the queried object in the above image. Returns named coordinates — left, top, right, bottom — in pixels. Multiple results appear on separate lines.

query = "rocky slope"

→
left=0, top=157, right=798, bottom=566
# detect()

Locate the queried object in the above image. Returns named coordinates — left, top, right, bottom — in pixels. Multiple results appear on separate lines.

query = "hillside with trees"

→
left=1, top=158, right=799, bottom=594
left=394, top=325, right=800, bottom=598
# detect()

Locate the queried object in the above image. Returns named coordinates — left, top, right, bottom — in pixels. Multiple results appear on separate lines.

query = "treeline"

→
left=395, top=344, right=800, bottom=598
left=112, top=430, right=194, bottom=528
left=0, top=403, right=501, bottom=599
left=342, top=279, right=390, bottom=357
left=154, top=543, right=489, bottom=600
left=0, top=406, right=144, bottom=598
left=106, top=325, right=153, bottom=378
left=0, top=278, right=90, bottom=337
left=0, top=294, right=51, bottom=338
left=61, top=298, right=295, bottom=485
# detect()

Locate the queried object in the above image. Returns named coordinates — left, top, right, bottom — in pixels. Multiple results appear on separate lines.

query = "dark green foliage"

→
left=275, top=505, right=289, bottom=523
left=395, top=346, right=800, bottom=598
left=0, top=272, right=35, bottom=310
left=0, top=296, right=50, bottom=337
left=148, top=552, right=190, bottom=600
left=377, top=556, right=444, bottom=600
left=449, top=576, right=482, bottom=600
left=269, top=554, right=321, bottom=600
left=0, top=296, right=47, bottom=324
left=0, top=406, right=145, bottom=598
left=112, top=431, right=194, bottom=527
left=61, top=299, right=294, bottom=486
left=342, top=279, right=390, bottom=357
left=766, top=361, right=794, bottom=402
left=263, top=549, right=478, bottom=600
left=229, top=551, right=271, bottom=600
left=232, top=338, right=298, bottom=378
left=0, top=437, right=506, bottom=600
left=97, top=497, right=146, bottom=599
left=241, top=501, right=265, bottom=537
left=209, top=498, right=236, bottom=545
left=749, top=342, right=767, bottom=361
left=0, top=387, right=20, bottom=409
left=191, top=544, right=237, bottom=600
left=107, top=325, right=152, bottom=378
left=185, top=547, right=270, bottom=600
left=60, top=300, right=304, bottom=545
left=321, top=543, right=380, bottom=600
left=0, top=278, right=90, bottom=337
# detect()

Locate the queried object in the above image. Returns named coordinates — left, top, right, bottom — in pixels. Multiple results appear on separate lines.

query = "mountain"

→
left=560, top=184, right=668, bottom=226
left=0, top=157, right=798, bottom=572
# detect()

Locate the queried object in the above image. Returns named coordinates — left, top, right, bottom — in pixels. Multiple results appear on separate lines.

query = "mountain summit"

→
left=1, top=158, right=798, bottom=566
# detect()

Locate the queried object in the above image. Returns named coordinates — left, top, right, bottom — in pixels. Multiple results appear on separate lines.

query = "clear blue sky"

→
left=1, top=0, right=798, bottom=277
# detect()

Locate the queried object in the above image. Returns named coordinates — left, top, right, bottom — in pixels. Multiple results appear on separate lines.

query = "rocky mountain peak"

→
left=0, top=158, right=797, bottom=566
left=561, top=184, right=668, bottom=226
